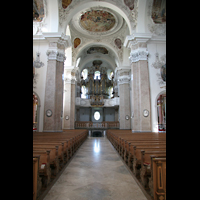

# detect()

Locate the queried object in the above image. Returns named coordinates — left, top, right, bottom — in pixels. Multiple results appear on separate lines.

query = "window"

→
left=82, top=69, right=88, bottom=80
left=94, top=71, right=100, bottom=80
left=81, top=86, right=87, bottom=99
left=109, top=71, right=113, bottom=79
left=108, top=86, right=113, bottom=98
left=94, top=111, right=100, bottom=121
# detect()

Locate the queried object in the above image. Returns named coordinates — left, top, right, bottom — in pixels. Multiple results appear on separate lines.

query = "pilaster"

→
left=117, top=69, right=131, bottom=129
left=43, top=33, right=71, bottom=132
left=63, top=69, right=76, bottom=129
left=125, top=34, right=152, bottom=132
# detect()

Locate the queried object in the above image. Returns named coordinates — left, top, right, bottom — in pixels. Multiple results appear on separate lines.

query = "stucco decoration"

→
left=124, top=0, right=135, bottom=10
left=80, top=10, right=116, bottom=32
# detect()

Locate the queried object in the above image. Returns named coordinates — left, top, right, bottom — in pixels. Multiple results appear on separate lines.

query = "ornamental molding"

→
left=46, top=50, right=66, bottom=62
left=129, top=48, right=148, bottom=63
left=118, top=74, right=130, bottom=85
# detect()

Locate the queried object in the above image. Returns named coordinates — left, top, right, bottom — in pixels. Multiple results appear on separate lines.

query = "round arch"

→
left=75, top=41, right=120, bottom=70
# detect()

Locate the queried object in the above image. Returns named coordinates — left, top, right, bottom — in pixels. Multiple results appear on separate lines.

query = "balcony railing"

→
left=75, top=121, right=119, bottom=129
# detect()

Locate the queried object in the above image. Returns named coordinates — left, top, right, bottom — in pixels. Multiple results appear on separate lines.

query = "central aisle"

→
left=44, top=137, right=148, bottom=200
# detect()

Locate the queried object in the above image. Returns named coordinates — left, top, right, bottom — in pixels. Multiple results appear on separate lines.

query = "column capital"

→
left=46, top=50, right=66, bottom=62
left=124, top=33, right=152, bottom=63
left=117, top=69, right=131, bottom=85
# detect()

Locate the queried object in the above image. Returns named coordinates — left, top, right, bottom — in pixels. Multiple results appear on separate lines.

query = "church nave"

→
left=43, top=137, right=149, bottom=200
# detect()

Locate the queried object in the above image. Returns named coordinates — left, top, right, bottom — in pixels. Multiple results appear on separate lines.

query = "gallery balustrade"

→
left=75, top=121, right=119, bottom=129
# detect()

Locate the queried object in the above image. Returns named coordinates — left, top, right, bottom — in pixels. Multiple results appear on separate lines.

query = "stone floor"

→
left=43, top=137, right=149, bottom=200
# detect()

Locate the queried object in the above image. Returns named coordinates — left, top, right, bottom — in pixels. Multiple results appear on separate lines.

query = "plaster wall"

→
left=33, top=40, right=49, bottom=132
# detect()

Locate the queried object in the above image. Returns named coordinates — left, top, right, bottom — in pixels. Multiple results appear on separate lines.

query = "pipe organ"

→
left=80, top=60, right=114, bottom=107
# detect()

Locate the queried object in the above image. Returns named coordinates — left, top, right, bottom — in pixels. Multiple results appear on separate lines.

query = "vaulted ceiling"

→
left=68, top=4, right=130, bottom=73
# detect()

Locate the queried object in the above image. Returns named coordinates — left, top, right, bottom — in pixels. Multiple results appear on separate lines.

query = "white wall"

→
left=33, top=40, right=49, bottom=132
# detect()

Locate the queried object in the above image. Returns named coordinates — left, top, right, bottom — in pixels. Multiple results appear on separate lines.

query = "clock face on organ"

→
left=46, top=109, right=52, bottom=117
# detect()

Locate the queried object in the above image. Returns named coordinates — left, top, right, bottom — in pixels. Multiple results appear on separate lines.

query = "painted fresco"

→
left=115, top=38, right=122, bottom=49
left=87, top=47, right=108, bottom=54
left=33, top=0, right=45, bottom=22
left=74, top=38, right=81, bottom=48
left=62, top=0, right=72, bottom=9
left=124, top=0, right=134, bottom=10
left=80, top=10, right=115, bottom=32
left=151, top=0, right=166, bottom=24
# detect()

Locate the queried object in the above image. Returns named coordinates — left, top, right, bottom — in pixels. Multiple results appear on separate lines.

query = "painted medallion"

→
left=115, top=38, right=122, bottom=49
left=80, top=10, right=116, bottom=32
left=74, top=38, right=81, bottom=48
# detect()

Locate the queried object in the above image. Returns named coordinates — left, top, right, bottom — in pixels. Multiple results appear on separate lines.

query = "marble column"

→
left=118, top=69, right=131, bottom=129
left=125, top=34, right=152, bottom=132
left=43, top=34, right=70, bottom=132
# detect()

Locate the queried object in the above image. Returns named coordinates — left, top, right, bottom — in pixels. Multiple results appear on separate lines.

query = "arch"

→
left=75, top=41, right=120, bottom=71
left=78, top=53, right=117, bottom=72
left=155, top=90, right=166, bottom=132
left=33, top=91, right=41, bottom=132
left=62, top=1, right=132, bottom=35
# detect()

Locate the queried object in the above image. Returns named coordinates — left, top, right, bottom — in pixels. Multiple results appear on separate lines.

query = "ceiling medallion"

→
left=80, top=10, right=116, bottom=33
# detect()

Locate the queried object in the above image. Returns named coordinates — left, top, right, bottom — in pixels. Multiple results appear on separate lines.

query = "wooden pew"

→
left=33, top=146, right=60, bottom=175
left=33, top=157, right=38, bottom=200
left=107, top=130, right=166, bottom=200
left=140, top=150, right=166, bottom=188
left=33, top=150, right=51, bottom=187
left=33, top=129, right=88, bottom=199
left=149, top=157, right=166, bottom=200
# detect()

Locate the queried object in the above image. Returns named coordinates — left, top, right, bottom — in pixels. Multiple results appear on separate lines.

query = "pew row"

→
left=33, top=129, right=88, bottom=200
left=107, top=130, right=166, bottom=200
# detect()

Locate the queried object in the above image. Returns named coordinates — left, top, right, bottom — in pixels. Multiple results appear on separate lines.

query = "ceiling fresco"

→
left=33, top=0, right=45, bottom=22
left=87, top=47, right=108, bottom=54
left=80, top=10, right=116, bottom=32
left=151, top=0, right=166, bottom=24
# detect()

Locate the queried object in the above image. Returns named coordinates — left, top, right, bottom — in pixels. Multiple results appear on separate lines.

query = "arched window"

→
left=94, top=111, right=100, bottom=121
left=108, top=86, right=113, bottom=98
left=81, top=69, right=88, bottom=80
left=94, top=71, right=100, bottom=80
left=81, top=86, right=87, bottom=99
